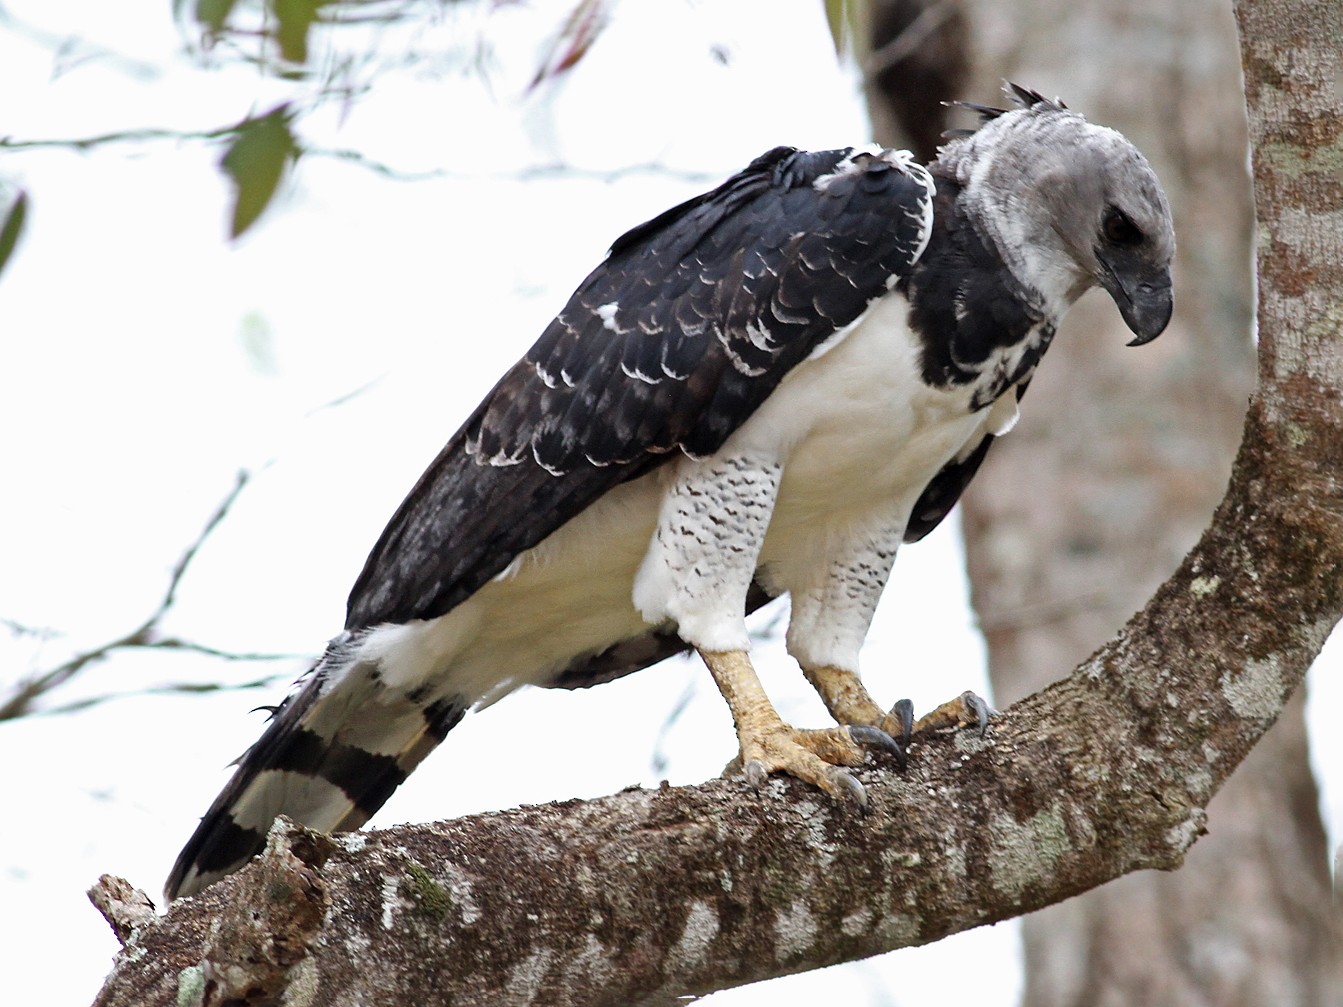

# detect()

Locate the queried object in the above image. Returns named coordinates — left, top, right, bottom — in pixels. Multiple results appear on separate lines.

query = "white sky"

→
left=0, top=2, right=1336, bottom=1004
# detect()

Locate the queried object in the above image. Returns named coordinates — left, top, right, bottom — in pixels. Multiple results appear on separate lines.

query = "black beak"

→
left=1097, top=256, right=1173, bottom=346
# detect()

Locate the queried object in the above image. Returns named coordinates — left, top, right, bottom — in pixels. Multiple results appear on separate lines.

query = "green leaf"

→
left=272, top=0, right=326, bottom=64
left=238, top=311, right=278, bottom=374
left=195, top=0, right=238, bottom=35
left=0, top=191, right=28, bottom=283
left=220, top=105, right=298, bottom=239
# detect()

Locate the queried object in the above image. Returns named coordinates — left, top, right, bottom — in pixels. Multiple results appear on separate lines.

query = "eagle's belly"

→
left=740, top=292, right=986, bottom=535
left=369, top=474, right=667, bottom=708
left=371, top=294, right=990, bottom=709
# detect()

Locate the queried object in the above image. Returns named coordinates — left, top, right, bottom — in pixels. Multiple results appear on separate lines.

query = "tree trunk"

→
left=859, top=0, right=972, bottom=163
left=903, top=0, right=1339, bottom=1002
left=90, top=2, right=1343, bottom=1002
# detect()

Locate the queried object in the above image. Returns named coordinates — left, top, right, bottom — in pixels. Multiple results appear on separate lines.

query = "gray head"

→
left=935, top=84, right=1175, bottom=344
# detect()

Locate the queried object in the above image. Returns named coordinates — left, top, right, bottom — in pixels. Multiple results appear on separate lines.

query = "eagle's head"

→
left=937, top=84, right=1176, bottom=345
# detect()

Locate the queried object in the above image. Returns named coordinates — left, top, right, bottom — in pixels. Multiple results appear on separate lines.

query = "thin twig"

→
left=0, top=470, right=295, bottom=721
left=32, top=670, right=297, bottom=719
left=1, top=129, right=720, bottom=189
left=0, top=125, right=238, bottom=153
left=0, top=616, right=59, bottom=639
left=649, top=671, right=698, bottom=777
left=863, top=1, right=955, bottom=75
left=155, top=470, right=251, bottom=623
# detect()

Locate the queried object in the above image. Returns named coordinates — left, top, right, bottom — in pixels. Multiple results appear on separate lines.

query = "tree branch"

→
left=90, top=563, right=1327, bottom=1007
left=88, top=0, right=1343, bottom=1003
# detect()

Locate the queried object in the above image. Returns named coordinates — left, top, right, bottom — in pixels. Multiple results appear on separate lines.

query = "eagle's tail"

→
left=165, top=633, right=466, bottom=900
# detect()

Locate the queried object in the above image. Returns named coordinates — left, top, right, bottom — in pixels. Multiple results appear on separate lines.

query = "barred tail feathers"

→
left=165, top=636, right=466, bottom=900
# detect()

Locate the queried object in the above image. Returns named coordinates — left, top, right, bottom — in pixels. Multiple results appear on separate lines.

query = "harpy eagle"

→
left=167, top=86, right=1174, bottom=900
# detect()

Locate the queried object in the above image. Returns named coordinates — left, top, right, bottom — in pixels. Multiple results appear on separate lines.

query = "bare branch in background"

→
left=858, top=0, right=971, bottom=163
left=0, top=0, right=619, bottom=265
left=0, top=470, right=303, bottom=721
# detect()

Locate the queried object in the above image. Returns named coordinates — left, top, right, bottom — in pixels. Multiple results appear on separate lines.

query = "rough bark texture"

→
left=90, top=2, right=1343, bottom=1003
left=864, top=0, right=1343, bottom=1001
left=88, top=619, right=1334, bottom=1007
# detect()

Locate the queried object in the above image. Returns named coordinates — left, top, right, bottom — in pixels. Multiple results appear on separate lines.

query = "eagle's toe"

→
left=827, top=767, right=868, bottom=810
left=733, top=722, right=895, bottom=807
left=912, top=689, right=995, bottom=738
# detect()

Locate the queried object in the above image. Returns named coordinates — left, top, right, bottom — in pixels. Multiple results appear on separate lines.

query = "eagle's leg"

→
left=637, top=457, right=897, bottom=803
left=782, top=516, right=921, bottom=750
left=805, top=664, right=990, bottom=741
left=802, top=664, right=915, bottom=746
left=700, top=648, right=901, bottom=806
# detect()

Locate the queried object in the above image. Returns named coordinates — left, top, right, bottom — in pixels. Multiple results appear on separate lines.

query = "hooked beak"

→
left=1097, top=255, right=1173, bottom=346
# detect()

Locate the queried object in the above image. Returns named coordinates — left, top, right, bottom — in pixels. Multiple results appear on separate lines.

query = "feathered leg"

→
left=780, top=512, right=991, bottom=756
left=638, top=458, right=900, bottom=806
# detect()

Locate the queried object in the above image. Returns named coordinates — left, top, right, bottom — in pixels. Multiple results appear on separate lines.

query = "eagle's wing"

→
left=903, top=382, right=1032, bottom=542
left=164, top=147, right=936, bottom=901
left=346, top=146, right=934, bottom=630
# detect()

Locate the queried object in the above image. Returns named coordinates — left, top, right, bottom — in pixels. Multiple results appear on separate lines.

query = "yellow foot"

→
left=700, top=648, right=905, bottom=807
left=801, top=664, right=916, bottom=747
left=798, top=665, right=992, bottom=748
left=733, top=722, right=904, bottom=807
left=912, top=690, right=994, bottom=737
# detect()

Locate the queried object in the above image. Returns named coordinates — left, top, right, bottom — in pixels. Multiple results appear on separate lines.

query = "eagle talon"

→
left=734, top=723, right=881, bottom=805
left=847, top=724, right=907, bottom=769
left=912, top=690, right=996, bottom=736
left=744, top=758, right=769, bottom=789
left=890, top=698, right=915, bottom=747
left=829, top=768, right=868, bottom=809
left=966, top=691, right=993, bottom=737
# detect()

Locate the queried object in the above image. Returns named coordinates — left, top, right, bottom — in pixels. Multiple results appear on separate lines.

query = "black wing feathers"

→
left=347, top=147, right=932, bottom=630
left=904, top=435, right=994, bottom=543
left=544, top=579, right=779, bottom=691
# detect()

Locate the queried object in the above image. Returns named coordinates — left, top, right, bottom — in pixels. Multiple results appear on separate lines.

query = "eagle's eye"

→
left=1102, top=206, right=1143, bottom=247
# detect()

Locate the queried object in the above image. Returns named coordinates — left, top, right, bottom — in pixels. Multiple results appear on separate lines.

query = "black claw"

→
left=848, top=725, right=907, bottom=770
left=963, top=690, right=993, bottom=737
left=891, top=698, right=915, bottom=747
left=744, top=759, right=768, bottom=789
left=829, top=768, right=868, bottom=809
